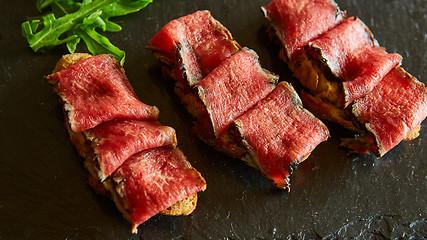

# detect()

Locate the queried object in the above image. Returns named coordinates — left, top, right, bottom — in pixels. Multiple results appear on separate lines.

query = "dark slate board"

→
left=0, top=0, right=425, bottom=239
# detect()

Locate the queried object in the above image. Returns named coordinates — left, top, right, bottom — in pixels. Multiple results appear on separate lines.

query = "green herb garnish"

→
left=22, top=0, right=153, bottom=65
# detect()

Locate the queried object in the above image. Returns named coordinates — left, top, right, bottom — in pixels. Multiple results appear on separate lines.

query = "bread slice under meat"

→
left=52, top=53, right=198, bottom=217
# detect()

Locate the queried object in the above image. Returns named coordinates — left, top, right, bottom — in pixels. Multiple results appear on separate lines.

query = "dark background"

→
left=1, top=0, right=426, bottom=239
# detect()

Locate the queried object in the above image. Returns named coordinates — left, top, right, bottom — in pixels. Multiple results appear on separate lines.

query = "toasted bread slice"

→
left=52, top=53, right=198, bottom=216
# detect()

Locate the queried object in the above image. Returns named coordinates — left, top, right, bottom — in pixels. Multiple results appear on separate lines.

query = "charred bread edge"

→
left=50, top=53, right=200, bottom=219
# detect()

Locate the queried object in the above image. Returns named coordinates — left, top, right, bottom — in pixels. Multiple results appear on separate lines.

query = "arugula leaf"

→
left=36, top=0, right=81, bottom=16
left=22, top=0, right=153, bottom=65
left=75, top=25, right=126, bottom=65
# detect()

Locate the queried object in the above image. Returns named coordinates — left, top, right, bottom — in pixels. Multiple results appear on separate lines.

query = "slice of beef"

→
left=111, top=146, right=207, bottom=233
left=235, top=82, right=329, bottom=189
left=307, top=17, right=402, bottom=107
left=351, top=67, right=427, bottom=156
left=47, top=54, right=159, bottom=132
left=147, top=10, right=241, bottom=88
left=262, top=0, right=345, bottom=60
left=84, top=118, right=177, bottom=181
left=197, top=48, right=278, bottom=138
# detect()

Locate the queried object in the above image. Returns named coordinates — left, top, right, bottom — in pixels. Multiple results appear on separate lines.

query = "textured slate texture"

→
left=0, top=0, right=425, bottom=239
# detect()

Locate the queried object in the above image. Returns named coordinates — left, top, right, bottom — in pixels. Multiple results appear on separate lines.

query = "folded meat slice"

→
left=78, top=118, right=177, bottom=181
left=146, top=10, right=241, bottom=88
left=262, top=0, right=345, bottom=60
left=108, top=146, right=207, bottom=233
left=47, top=54, right=159, bottom=132
left=342, top=67, right=427, bottom=157
left=234, top=82, right=329, bottom=189
left=292, top=17, right=402, bottom=108
left=197, top=48, right=278, bottom=138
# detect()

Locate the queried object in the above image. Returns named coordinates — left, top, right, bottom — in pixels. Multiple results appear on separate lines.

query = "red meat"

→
left=112, top=146, right=207, bottom=233
left=47, top=54, right=159, bottom=132
left=308, top=17, right=402, bottom=106
left=353, top=67, right=427, bottom=156
left=235, top=82, right=329, bottom=189
left=147, top=10, right=241, bottom=87
left=84, top=118, right=177, bottom=181
left=197, top=48, right=278, bottom=137
left=262, top=0, right=345, bottom=60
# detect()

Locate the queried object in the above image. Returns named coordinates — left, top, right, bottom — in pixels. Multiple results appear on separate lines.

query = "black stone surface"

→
left=0, top=0, right=425, bottom=239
